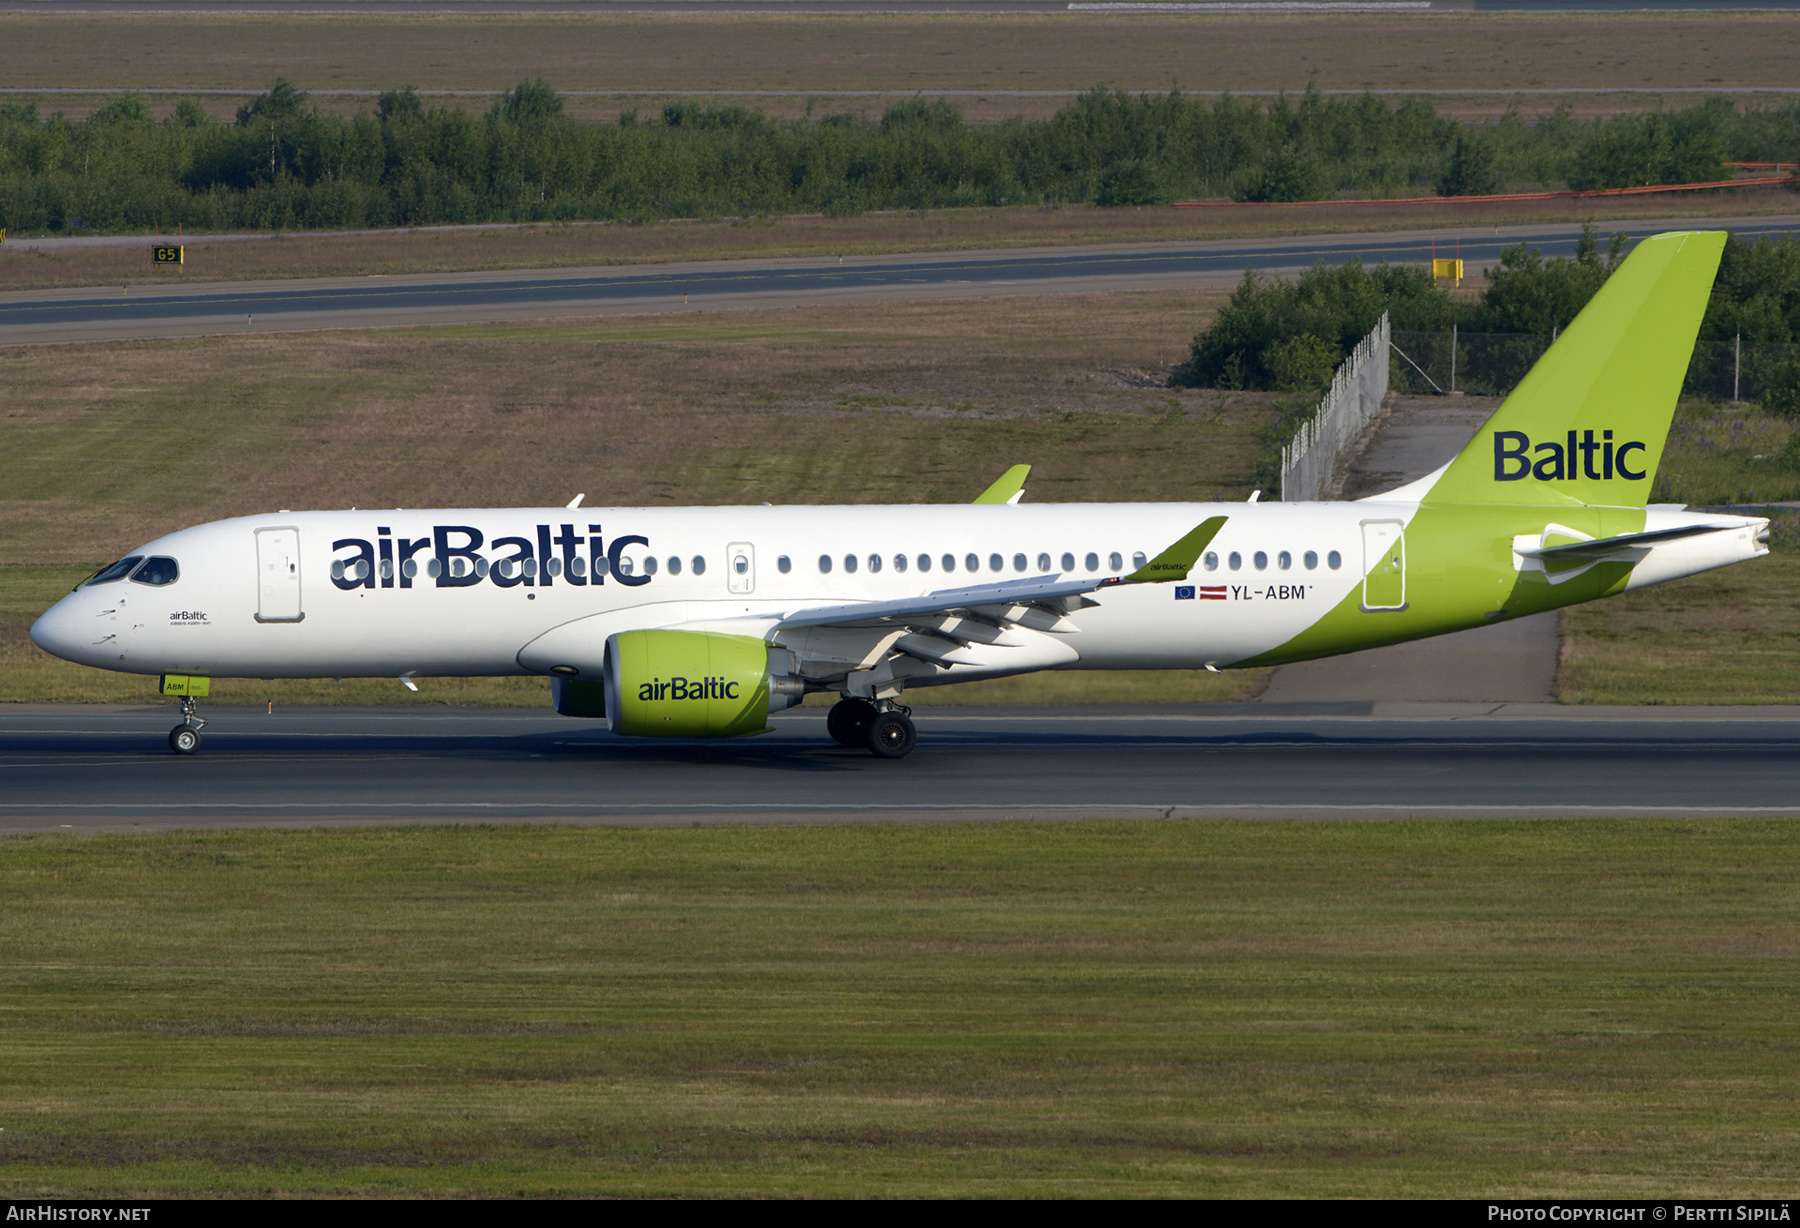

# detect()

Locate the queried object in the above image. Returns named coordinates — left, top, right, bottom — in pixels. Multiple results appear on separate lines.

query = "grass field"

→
left=5, top=12, right=1798, bottom=123
left=1557, top=403, right=1800, bottom=705
left=10, top=192, right=1800, bottom=292
left=1, top=820, right=1795, bottom=1197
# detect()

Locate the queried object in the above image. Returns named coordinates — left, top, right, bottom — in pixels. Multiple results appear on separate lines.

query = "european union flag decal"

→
left=1175, top=586, right=1195, bottom=600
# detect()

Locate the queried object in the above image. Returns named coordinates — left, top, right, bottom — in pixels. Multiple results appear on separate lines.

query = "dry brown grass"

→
left=8, top=191, right=1797, bottom=292
left=6, top=12, right=1799, bottom=124
left=0, top=287, right=1254, bottom=566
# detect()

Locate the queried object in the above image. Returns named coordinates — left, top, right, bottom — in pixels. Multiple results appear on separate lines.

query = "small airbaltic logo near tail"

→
left=1494, top=430, right=1648, bottom=482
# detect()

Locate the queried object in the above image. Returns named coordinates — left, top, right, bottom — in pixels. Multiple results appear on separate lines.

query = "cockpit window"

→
left=130, top=557, right=180, bottom=587
left=84, top=556, right=143, bottom=587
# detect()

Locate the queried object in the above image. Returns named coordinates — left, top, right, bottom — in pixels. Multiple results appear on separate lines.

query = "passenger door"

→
left=255, top=527, right=304, bottom=623
left=1360, top=520, right=1406, bottom=612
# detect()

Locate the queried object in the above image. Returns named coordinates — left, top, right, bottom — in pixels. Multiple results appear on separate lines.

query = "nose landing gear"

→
left=827, top=696, right=916, bottom=759
left=169, top=696, right=207, bottom=755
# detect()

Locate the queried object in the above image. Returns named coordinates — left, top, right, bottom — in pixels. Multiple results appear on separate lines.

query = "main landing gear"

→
left=827, top=697, right=917, bottom=759
left=169, top=696, right=206, bottom=755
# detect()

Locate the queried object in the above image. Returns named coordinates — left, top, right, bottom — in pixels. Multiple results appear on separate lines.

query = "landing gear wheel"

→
left=827, top=698, right=877, bottom=747
left=865, top=710, right=917, bottom=760
left=169, top=725, right=202, bottom=755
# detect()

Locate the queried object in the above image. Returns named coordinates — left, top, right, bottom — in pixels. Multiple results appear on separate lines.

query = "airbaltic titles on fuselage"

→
left=329, top=523, right=646, bottom=592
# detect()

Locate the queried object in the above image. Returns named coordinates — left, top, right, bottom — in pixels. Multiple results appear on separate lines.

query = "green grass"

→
left=1559, top=529, right=1800, bottom=704
left=1, top=820, right=1796, bottom=1197
left=1557, top=401, right=1800, bottom=704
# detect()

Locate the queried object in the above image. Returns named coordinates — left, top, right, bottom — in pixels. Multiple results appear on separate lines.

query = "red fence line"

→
left=1171, top=174, right=1800, bottom=210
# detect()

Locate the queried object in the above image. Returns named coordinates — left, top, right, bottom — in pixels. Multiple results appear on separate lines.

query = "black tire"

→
left=169, top=725, right=201, bottom=755
left=865, top=711, right=917, bottom=760
left=826, top=698, right=876, bottom=747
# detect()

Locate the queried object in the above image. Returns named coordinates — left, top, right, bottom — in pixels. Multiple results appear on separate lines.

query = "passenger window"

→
left=1085, top=552, right=1099, bottom=572
left=1132, top=551, right=1147, bottom=569
left=617, top=557, right=632, bottom=576
left=1328, top=550, right=1343, bottom=570
left=868, top=554, right=882, bottom=573
left=819, top=554, right=833, bottom=574
left=1036, top=553, right=1052, bottom=572
left=1013, top=553, right=1027, bottom=572
left=1202, top=552, right=1219, bottom=572
left=86, top=556, right=143, bottom=586
left=844, top=554, right=858, bottom=574
left=569, top=557, right=587, bottom=578
left=1253, top=551, right=1267, bottom=571
left=594, top=556, right=610, bottom=577
left=474, top=558, right=490, bottom=579
left=1108, top=552, right=1123, bottom=571
left=691, top=556, right=705, bottom=576
left=989, top=553, right=1003, bottom=572
left=777, top=555, right=791, bottom=575
left=380, top=559, right=394, bottom=581
left=734, top=555, right=749, bottom=575
left=942, top=554, right=955, bottom=572
left=965, top=553, right=979, bottom=572
left=894, top=554, right=908, bottom=573
left=1277, top=551, right=1292, bottom=570
left=496, top=558, right=514, bottom=579
left=1060, top=552, right=1074, bottom=572
left=545, top=557, right=562, bottom=577
left=1228, top=552, right=1242, bottom=571
left=403, top=559, right=419, bottom=579
left=428, top=558, right=444, bottom=578
left=918, top=554, right=932, bottom=572
left=1304, top=551, right=1318, bottom=570
left=667, top=556, right=682, bottom=576
left=641, top=557, right=657, bottom=577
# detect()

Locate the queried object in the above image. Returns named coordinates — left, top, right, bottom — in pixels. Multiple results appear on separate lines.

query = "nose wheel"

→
left=169, top=696, right=207, bottom=755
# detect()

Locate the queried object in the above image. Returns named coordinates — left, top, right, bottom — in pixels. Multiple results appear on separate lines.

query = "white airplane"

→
left=31, top=230, right=1768, bottom=759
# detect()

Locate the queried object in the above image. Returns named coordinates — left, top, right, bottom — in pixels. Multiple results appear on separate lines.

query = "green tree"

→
left=1438, top=130, right=1501, bottom=197
left=493, top=79, right=562, bottom=125
left=376, top=87, right=423, bottom=125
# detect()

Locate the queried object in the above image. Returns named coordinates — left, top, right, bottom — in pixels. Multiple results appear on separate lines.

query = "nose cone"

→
left=30, top=594, right=91, bottom=665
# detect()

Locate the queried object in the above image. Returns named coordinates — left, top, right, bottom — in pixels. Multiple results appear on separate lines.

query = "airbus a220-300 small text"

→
left=31, top=231, right=1768, bottom=758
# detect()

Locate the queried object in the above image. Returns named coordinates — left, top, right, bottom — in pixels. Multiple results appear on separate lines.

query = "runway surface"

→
left=7, top=703, right=1800, bottom=829
left=2, top=1, right=1795, bottom=12
left=8, top=218, right=1800, bottom=344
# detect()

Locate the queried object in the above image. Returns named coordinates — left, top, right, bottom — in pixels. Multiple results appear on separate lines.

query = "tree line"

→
left=1182, top=228, right=1800, bottom=409
left=1, top=80, right=1797, bottom=234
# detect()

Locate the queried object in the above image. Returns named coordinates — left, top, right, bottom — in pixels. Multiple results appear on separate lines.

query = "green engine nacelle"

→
left=602, top=629, right=804, bottom=738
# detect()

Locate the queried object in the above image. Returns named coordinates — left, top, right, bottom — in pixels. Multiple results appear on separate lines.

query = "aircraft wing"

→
left=776, top=516, right=1229, bottom=631
left=767, top=516, right=1226, bottom=694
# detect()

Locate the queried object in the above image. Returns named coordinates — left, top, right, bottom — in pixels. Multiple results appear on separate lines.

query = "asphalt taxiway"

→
left=9, top=218, right=1799, bottom=345
left=6, top=703, right=1799, bottom=829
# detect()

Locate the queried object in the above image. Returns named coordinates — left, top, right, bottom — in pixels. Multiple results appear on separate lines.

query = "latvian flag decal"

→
left=1198, top=585, right=1227, bottom=601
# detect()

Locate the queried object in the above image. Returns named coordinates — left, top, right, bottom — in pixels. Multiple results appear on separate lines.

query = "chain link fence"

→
left=1279, top=314, right=1390, bottom=502
left=1390, top=331, right=1800, bottom=404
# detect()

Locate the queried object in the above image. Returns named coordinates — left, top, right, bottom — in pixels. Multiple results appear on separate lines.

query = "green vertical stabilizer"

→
left=1425, top=230, right=1725, bottom=509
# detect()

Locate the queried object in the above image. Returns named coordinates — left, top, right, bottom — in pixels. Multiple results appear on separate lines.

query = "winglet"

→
left=973, top=464, right=1031, bottom=505
left=1123, top=516, right=1228, bottom=583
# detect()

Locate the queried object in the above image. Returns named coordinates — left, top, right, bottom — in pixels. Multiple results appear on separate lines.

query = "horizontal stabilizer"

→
left=1518, top=523, right=1728, bottom=559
